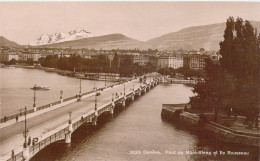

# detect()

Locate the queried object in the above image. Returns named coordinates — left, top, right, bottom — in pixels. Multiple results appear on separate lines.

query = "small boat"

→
left=31, top=85, right=50, bottom=90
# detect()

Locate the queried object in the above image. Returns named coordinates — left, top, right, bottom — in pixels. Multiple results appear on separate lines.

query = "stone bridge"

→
left=1, top=78, right=160, bottom=161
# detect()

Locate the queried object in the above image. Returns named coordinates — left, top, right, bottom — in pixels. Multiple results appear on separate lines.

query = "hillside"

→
left=0, top=36, right=20, bottom=47
left=144, top=21, right=260, bottom=50
left=40, top=34, right=143, bottom=49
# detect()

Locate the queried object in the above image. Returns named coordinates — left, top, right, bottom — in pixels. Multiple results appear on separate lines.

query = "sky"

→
left=0, top=1, right=260, bottom=44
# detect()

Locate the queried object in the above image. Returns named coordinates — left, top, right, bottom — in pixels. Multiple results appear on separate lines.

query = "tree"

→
left=191, top=17, right=259, bottom=126
left=57, top=56, right=69, bottom=70
left=112, top=52, right=119, bottom=73
left=9, top=59, right=17, bottom=65
left=26, top=58, right=34, bottom=66
left=219, top=17, right=234, bottom=73
left=199, top=48, right=205, bottom=52
left=158, top=68, right=171, bottom=75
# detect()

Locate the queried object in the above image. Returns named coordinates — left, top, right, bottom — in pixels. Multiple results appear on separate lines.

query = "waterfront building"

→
left=0, top=52, right=19, bottom=62
left=118, top=53, right=150, bottom=66
left=183, top=55, right=209, bottom=70
left=118, top=54, right=134, bottom=64
left=21, top=52, right=42, bottom=61
left=157, top=54, right=183, bottom=69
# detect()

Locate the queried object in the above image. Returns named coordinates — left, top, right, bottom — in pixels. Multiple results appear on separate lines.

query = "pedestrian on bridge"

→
left=4, top=116, right=7, bottom=122
left=11, top=150, right=14, bottom=159
left=16, top=115, right=18, bottom=122
left=28, top=136, right=31, bottom=146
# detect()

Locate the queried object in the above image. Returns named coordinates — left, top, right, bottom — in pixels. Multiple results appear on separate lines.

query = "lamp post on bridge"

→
left=105, top=75, right=107, bottom=87
left=95, top=87, right=97, bottom=111
left=69, top=111, right=72, bottom=124
left=140, top=77, right=142, bottom=88
left=79, top=78, right=82, bottom=94
left=112, top=93, right=114, bottom=102
left=60, top=90, right=63, bottom=100
left=22, top=106, right=30, bottom=161
left=110, top=93, right=115, bottom=116
left=92, top=86, right=98, bottom=126
left=78, top=78, right=82, bottom=102
left=124, top=83, right=125, bottom=96
left=23, top=106, right=29, bottom=148
left=33, top=85, right=36, bottom=108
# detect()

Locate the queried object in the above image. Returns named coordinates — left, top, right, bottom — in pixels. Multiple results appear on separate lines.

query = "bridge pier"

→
left=110, top=101, right=115, bottom=116
left=92, top=109, right=98, bottom=126
left=131, top=94, right=135, bottom=101
left=138, top=89, right=141, bottom=96
left=110, top=107, right=114, bottom=116
left=122, top=99, right=126, bottom=107
left=92, top=117, right=97, bottom=126
left=122, top=94, right=127, bottom=107
left=65, top=123, right=73, bottom=144
left=23, top=147, right=30, bottom=161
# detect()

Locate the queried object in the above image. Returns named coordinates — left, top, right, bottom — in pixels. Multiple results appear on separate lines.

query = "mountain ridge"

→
left=2, top=21, right=260, bottom=50
left=39, top=33, right=143, bottom=49
left=144, top=21, right=260, bottom=50
left=0, top=36, right=20, bottom=47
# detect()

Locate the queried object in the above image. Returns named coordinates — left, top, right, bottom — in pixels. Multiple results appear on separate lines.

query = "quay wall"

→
left=162, top=106, right=260, bottom=147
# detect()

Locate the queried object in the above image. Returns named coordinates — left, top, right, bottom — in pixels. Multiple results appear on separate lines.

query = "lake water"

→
left=0, top=68, right=113, bottom=117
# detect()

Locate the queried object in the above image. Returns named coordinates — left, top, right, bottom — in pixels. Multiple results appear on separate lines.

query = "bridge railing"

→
left=98, top=104, right=112, bottom=115
left=21, top=127, right=70, bottom=160
left=207, top=121, right=260, bottom=138
left=0, top=109, right=35, bottom=123
left=6, top=151, right=23, bottom=161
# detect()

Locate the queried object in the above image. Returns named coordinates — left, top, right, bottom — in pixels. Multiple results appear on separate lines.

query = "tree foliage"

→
left=190, top=17, right=260, bottom=126
left=38, top=53, right=153, bottom=77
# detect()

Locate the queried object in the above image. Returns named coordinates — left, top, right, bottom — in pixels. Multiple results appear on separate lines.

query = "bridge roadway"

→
left=0, top=79, right=142, bottom=159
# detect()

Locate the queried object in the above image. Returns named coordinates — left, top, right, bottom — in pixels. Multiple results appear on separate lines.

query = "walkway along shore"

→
left=161, top=104, right=260, bottom=147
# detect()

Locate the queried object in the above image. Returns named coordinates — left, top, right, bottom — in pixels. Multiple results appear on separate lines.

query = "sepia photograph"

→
left=0, top=0, right=259, bottom=161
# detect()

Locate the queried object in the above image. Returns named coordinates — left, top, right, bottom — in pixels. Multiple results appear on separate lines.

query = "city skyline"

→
left=0, top=1, right=260, bottom=44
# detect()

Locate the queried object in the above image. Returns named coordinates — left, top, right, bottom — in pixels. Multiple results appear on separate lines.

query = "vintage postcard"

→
left=0, top=1, right=259, bottom=161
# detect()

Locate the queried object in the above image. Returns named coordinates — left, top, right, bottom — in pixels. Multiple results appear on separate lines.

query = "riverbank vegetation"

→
left=190, top=17, right=260, bottom=129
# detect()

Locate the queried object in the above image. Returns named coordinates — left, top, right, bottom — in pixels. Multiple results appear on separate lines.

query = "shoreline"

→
left=12, top=65, right=130, bottom=82
left=161, top=104, right=260, bottom=147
